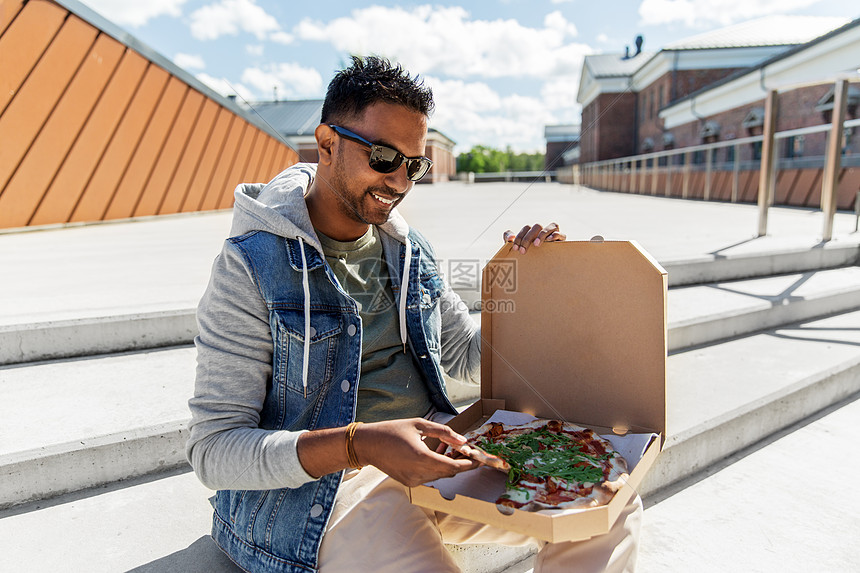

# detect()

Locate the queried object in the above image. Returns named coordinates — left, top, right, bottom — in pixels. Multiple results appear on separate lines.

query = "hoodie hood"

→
left=230, top=162, right=411, bottom=251
left=230, top=162, right=415, bottom=395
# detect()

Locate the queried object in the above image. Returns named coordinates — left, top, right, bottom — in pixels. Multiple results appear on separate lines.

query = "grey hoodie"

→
left=186, top=164, right=480, bottom=490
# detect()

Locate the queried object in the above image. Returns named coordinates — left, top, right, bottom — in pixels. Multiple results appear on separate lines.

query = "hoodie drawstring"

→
left=399, top=237, right=411, bottom=353
left=298, top=237, right=311, bottom=398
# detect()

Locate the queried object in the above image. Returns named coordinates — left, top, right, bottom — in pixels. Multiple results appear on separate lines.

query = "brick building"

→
left=576, top=15, right=853, bottom=163
left=544, top=125, right=581, bottom=170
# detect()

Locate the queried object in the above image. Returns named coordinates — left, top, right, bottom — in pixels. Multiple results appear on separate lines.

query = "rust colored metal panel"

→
left=182, top=107, right=234, bottom=212
left=271, top=144, right=296, bottom=180
left=688, top=172, right=705, bottom=199
left=786, top=168, right=821, bottom=207
left=159, top=97, right=219, bottom=215
left=30, top=49, right=148, bottom=226
left=103, top=75, right=187, bottom=220
left=0, top=34, right=123, bottom=228
left=247, top=132, right=273, bottom=182
left=774, top=169, right=800, bottom=205
left=738, top=171, right=760, bottom=203
left=217, top=127, right=260, bottom=209
left=200, top=116, right=245, bottom=211
left=835, top=167, right=860, bottom=210
left=0, top=0, right=64, bottom=115
left=0, top=14, right=97, bottom=197
left=0, top=0, right=25, bottom=37
left=711, top=171, right=731, bottom=201
left=134, top=88, right=204, bottom=217
left=257, top=136, right=280, bottom=182
left=71, top=64, right=169, bottom=223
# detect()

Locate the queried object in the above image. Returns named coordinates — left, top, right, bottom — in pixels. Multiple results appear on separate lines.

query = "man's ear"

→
left=315, top=124, right=334, bottom=166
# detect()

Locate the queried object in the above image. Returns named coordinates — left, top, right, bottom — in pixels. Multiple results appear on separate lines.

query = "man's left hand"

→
left=503, top=223, right=566, bottom=254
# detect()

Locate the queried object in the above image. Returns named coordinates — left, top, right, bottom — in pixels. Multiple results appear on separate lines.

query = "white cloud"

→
left=195, top=72, right=255, bottom=102
left=293, top=5, right=591, bottom=80
left=240, top=63, right=324, bottom=99
left=246, top=44, right=265, bottom=56
left=425, top=77, right=555, bottom=153
left=79, top=0, right=187, bottom=27
left=173, top=53, right=205, bottom=70
left=541, top=76, right=582, bottom=118
left=639, top=0, right=821, bottom=27
left=190, top=0, right=281, bottom=41
left=269, top=31, right=294, bottom=45
left=544, top=10, right=578, bottom=37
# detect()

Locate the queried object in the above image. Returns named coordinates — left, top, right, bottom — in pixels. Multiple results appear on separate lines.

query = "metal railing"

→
left=578, top=78, right=860, bottom=241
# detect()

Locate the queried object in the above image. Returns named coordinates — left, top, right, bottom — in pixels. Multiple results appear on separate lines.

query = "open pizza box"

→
left=409, top=239, right=667, bottom=543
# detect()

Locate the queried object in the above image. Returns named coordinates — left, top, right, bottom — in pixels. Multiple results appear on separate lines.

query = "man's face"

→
left=327, top=102, right=428, bottom=227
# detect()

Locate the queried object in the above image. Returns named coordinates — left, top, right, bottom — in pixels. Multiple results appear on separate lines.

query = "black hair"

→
left=320, top=55, right=434, bottom=124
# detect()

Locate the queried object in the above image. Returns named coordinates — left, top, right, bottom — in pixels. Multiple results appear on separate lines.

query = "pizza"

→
left=447, top=418, right=629, bottom=511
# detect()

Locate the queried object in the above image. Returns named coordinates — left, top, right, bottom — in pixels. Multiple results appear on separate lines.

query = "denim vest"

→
left=210, top=227, right=457, bottom=573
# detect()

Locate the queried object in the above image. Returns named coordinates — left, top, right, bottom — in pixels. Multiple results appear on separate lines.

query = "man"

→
left=187, top=56, right=640, bottom=573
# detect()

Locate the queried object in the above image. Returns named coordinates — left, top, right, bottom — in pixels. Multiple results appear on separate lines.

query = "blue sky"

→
left=78, top=0, right=858, bottom=153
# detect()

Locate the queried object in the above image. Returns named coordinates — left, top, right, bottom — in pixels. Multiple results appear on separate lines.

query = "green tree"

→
left=456, top=145, right=544, bottom=173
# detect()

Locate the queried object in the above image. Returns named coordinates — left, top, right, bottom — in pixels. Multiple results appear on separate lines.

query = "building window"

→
left=785, top=135, right=804, bottom=159
left=752, top=141, right=763, bottom=161
left=726, top=145, right=735, bottom=164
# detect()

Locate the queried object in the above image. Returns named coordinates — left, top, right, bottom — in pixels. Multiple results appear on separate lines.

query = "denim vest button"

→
left=308, top=326, right=316, bottom=338
left=310, top=504, right=323, bottom=518
left=422, top=293, right=431, bottom=304
left=347, top=324, right=357, bottom=336
left=341, top=380, right=350, bottom=392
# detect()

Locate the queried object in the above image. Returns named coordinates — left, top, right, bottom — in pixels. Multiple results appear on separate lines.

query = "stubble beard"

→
left=330, top=160, right=397, bottom=226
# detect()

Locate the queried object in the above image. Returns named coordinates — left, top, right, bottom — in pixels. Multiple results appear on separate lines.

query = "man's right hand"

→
left=353, top=418, right=480, bottom=486
left=296, top=418, right=479, bottom=487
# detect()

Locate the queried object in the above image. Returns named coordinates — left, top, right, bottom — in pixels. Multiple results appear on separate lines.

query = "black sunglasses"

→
left=329, top=124, right=433, bottom=182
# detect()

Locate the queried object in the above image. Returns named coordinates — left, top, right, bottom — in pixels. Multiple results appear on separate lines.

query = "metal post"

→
left=651, top=158, right=658, bottom=195
left=732, top=143, right=740, bottom=202
left=704, top=147, right=712, bottom=201
left=854, top=190, right=860, bottom=233
left=665, top=158, right=672, bottom=197
left=682, top=151, right=691, bottom=199
left=757, top=89, right=778, bottom=237
left=822, top=79, right=848, bottom=241
left=630, top=160, right=637, bottom=193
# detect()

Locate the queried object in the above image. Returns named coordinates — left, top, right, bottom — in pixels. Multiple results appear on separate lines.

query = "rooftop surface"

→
left=663, top=15, right=849, bottom=50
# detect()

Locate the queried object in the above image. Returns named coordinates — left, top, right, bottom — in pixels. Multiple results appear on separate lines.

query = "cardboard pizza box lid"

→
left=479, top=239, right=667, bottom=438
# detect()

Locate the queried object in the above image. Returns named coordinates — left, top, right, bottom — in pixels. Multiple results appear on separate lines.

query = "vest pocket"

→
left=273, top=310, right=342, bottom=395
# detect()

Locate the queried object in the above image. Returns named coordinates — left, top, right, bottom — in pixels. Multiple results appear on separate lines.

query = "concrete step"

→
left=0, top=468, right=535, bottom=573
left=2, top=394, right=858, bottom=573
left=5, top=260, right=860, bottom=366
left=504, top=392, right=860, bottom=573
left=3, top=307, right=860, bottom=511
left=0, top=346, right=195, bottom=508
left=667, top=265, right=860, bottom=351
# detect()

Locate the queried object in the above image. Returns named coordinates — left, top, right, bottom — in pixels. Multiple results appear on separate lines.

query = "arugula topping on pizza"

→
left=449, top=419, right=629, bottom=510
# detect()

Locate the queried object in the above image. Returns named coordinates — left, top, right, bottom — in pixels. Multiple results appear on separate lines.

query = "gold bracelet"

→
left=345, top=422, right=364, bottom=469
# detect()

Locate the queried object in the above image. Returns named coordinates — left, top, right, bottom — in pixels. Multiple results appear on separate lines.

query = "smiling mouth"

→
left=371, top=192, right=397, bottom=206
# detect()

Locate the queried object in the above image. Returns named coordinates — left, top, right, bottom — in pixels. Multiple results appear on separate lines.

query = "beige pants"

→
left=318, top=466, right=643, bottom=573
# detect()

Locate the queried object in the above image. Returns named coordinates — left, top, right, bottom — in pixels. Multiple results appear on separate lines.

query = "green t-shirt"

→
left=317, top=227, right=432, bottom=423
